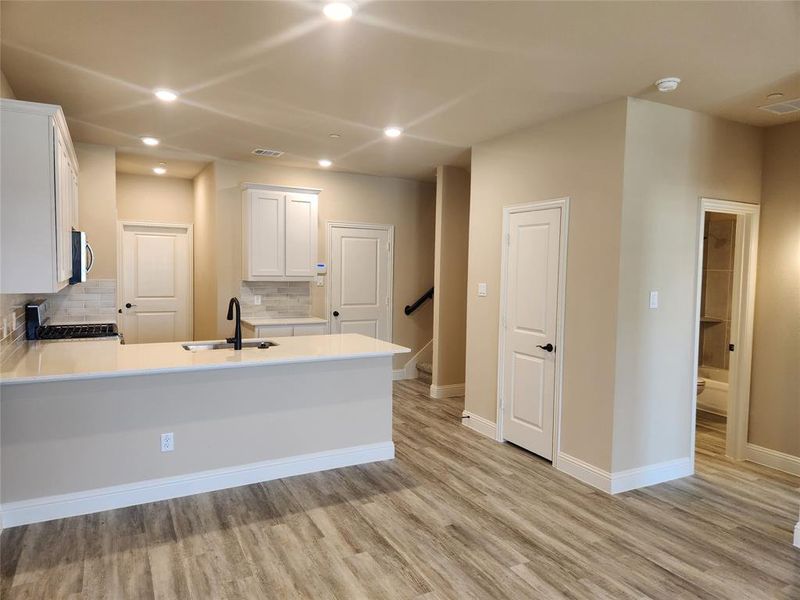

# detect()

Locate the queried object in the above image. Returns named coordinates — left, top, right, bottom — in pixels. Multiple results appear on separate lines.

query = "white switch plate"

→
left=478, top=283, right=487, bottom=297
left=316, top=275, right=324, bottom=287
left=649, top=291, right=659, bottom=309
left=253, top=295, right=262, bottom=305
left=160, top=432, right=174, bottom=452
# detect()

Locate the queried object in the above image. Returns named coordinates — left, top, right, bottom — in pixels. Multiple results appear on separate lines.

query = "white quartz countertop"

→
left=241, top=316, right=328, bottom=327
left=0, top=334, right=409, bottom=385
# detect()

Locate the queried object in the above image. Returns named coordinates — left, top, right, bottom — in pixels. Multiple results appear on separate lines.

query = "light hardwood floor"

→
left=2, top=380, right=798, bottom=599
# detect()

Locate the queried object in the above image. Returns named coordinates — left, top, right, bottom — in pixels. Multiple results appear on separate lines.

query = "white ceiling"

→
left=2, top=1, right=798, bottom=181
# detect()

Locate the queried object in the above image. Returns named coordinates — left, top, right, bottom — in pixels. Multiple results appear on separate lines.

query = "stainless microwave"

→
left=69, top=230, right=94, bottom=285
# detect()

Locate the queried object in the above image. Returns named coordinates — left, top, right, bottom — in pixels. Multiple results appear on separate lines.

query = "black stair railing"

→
left=405, top=287, right=434, bottom=315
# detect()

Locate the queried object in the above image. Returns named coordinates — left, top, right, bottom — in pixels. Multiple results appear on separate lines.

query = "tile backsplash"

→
left=0, top=279, right=117, bottom=368
left=240, top=281, right=311, bottom=318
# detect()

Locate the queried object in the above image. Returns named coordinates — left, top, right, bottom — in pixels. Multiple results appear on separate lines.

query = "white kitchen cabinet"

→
left=242, top=322, right=328, bottom=339
left=1, top=99, right=79, bottom=294
left=242, top=183, right=319, bottom=281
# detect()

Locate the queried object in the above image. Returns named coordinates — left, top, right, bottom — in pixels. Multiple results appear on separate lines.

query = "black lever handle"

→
left=125, top=303, right=137, bottom=309
left=536, top=343, right=554, bottom=353
left=332, top=310, right=340, bottom=317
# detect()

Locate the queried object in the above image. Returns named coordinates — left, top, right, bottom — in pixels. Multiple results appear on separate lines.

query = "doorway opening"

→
left=692, top=199, right=759, bottom=463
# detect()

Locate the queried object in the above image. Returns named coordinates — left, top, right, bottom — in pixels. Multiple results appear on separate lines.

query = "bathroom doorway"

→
left=693, top=199, right=759, bottom=462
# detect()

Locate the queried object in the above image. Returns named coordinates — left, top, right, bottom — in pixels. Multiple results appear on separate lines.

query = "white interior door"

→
left=119, top=222, right=192, bottom=344
left=501, top=205, right=563, bottom=460
left=329, top=224, right=392, bottom=341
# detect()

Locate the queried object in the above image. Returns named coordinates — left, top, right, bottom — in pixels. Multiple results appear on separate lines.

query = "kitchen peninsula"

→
left=0, top=333, right=408, bottom=527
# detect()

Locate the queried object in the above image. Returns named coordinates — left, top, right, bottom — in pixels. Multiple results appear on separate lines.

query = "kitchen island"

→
left=0, top=334, right=408, bottom=527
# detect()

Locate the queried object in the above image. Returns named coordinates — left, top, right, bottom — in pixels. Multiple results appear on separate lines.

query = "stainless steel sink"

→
left=182, top=340, right=278, bottom=351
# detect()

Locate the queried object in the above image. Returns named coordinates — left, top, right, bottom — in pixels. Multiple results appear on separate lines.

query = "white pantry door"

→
left=501, top=205, right=563, bottom=460
left=329, top=224, right=393, bottom=341
left=119, top=222, right=192, bottom=344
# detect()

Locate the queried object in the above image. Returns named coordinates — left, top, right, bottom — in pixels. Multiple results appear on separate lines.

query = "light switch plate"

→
left=253, top=295, right=262, bottom=306
left=316, top=276, right=325, bottom=287
left=649, top=290, right=659, bottom=309
left=478, top=283, right=487, bottom=297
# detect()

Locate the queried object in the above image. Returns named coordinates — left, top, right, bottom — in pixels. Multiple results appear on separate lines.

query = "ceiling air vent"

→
left=758, top=97, right=800, bottom=115
left=251, top=148, right=284, bottom=158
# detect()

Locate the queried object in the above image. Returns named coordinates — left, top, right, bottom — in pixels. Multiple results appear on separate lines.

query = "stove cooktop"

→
left=36, top=323, right=119, bottom=340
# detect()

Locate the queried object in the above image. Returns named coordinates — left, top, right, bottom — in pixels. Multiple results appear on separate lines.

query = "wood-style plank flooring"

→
left=2, top=380, right=798, bottom=599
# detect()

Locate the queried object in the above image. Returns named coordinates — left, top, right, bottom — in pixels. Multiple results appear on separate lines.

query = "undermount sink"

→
left=182, top=340, right=278, bottom=351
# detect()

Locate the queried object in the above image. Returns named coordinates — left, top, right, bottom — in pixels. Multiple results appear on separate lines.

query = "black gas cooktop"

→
left=35, top=323, right=118, bottom=340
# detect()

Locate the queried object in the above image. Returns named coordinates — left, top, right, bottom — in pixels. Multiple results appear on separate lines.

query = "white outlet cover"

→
left=478, top=283, right=488, bottom=297
left=160, top=432, right=174, bottom=452
left=649, top=290, right=659, bottom=309
left=253, top=295, right=262, bottom=305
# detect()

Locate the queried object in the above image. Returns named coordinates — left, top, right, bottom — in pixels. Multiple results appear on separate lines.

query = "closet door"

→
left=284, top=192, right=317, bottom=277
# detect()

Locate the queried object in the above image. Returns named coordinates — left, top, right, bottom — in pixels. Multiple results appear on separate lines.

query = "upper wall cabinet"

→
left=1, top=99, right=79, bottom=294
left=242, top=183, right=319, bottom=281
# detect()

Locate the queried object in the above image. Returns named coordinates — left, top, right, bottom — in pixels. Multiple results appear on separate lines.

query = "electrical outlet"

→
left=316, top=275, right=324, bottom=287
left=253, top=295, right=262, bottom=306
left=478, top=283, right=487, bottom=297
left=160, top=432, right=174, bottom=452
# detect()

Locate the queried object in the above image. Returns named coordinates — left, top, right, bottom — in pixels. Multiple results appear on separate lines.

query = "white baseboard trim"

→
left=556, top=453, right=612, bottom=492
left=794, top=520, right=800, bottom=549
left=556, top=453, right=693, bottom=494
left=430, top=383, right=465, bottom=398
left=392, top=368, right=411, bottom=380
left=745, top=443, right=800, bottom=476
left=696, top=403, right=727, bottom=417
left=461, top=410, right=497, bottom=440
left=0, top=441, right=394, bottom=528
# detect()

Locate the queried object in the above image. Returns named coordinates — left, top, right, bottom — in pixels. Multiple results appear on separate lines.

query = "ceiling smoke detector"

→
left=655, top=77, right=681, bottom=93
left=251, top=148, right=284, bottom=158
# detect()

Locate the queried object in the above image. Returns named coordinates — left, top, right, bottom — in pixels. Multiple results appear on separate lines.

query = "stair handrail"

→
left=404, top=287, right=434, bottom=316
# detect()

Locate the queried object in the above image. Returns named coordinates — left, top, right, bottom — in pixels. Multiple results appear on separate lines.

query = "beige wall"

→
left=432, top=165, right=470, bottom=387
left=116, top=172, right=194, bottom=224
left=1, top=70, right=15, bottom=99
left=467, top=99, right=628, bottom=470
left=613, top=98, right=763, bottom=471
left=193, top=163, right=218, bottom=341
left=749, top=121, right=800, bottom=458
left=200, top=160, right=435, bottom=367
left=75, top=143, right=117, bottom=279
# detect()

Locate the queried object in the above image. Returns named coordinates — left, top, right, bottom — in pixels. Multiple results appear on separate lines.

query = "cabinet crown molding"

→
left=241, top=182, right=322, bottom=195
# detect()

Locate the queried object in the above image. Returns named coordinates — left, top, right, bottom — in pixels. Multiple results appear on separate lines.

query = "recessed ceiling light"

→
left=154, top=89, right=178, bottom=102
left=323, top=2, right=353, bottom=21
left=329, top=133, right=341, bottom=139
left=766, top=92, right=784, bottom=100
left=654, top=77, right=681, bottom=93
left=140, top=136, right=160, bottom=146
left=318, top=159, right=333, bottom=168
left=153, top=163, right=167, bottom=175
left=383, top=126, right=403, bottom=138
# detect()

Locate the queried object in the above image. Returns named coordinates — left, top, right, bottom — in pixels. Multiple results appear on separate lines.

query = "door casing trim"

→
left=693, top=198, right=759, bottom=463
left=496, top=197, right=570, bottom=468
left=325, top=221, right=395, bottom=342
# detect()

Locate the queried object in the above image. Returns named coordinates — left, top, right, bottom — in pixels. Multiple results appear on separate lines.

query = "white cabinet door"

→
left=255, top=325, right=294, bottom=338
left=54, top=127, right=72, bottom=284
left=244, top=189, right=285, bottom=279
left=284, top=192, right=317, bottom=277
left=293, top=324, right=327, bottom=336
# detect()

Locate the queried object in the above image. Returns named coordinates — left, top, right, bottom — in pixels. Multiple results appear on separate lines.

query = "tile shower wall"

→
left=699, top=213, right=735, bottom=370
left=240, top=281, right=311, bottom=318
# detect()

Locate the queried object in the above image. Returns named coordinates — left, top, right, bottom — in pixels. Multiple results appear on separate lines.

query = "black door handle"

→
left=125, top=303, right=137, bottom=309
left=536, top=343, right=554, bottom=352
left=332, top=310, right=340, bottom=317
